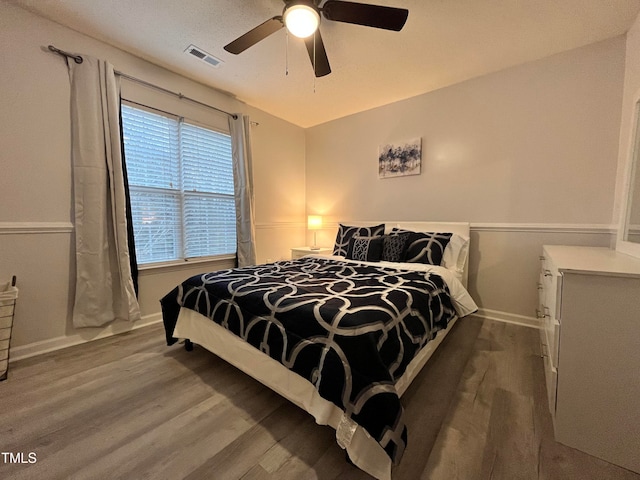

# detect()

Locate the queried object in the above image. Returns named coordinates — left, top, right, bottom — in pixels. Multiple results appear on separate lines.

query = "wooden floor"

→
left=1, top=316, right=638, bottom=480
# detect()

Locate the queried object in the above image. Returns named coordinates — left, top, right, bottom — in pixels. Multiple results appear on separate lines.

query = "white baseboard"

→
left=9, top=313, right=163, bottom=362
left=474, top=308, right=541, bottom=329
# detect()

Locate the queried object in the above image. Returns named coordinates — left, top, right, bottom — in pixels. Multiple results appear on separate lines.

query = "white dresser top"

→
left=543, top=245, right=640, bottom=278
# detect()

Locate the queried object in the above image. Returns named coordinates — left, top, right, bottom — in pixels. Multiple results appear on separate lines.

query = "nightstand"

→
left=291, top=247, right=333, bottom=259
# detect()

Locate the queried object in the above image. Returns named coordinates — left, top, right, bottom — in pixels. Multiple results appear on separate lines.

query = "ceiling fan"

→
left=223, top=0, right=409, bottom=77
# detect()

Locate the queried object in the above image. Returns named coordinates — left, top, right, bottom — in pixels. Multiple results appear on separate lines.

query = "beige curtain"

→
left=68, top=55, right=140, bottom=327
left=228, top=114, right=257, bottom=266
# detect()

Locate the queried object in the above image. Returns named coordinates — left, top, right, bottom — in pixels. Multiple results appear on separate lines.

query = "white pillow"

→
left=443, top=233, right=470, bottom=273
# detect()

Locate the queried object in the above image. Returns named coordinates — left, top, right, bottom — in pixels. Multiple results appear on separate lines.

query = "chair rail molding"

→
left=318, top=221, right=615, bottom=235
left=469, top=223, right=616, bottom=234
left=255, top=221, right=306, bottom=230
left=0, top=222, right=74, bottom=235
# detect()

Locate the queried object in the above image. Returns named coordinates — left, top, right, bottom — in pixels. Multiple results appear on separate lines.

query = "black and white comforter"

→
left=161, top=256, right=464, bottom=465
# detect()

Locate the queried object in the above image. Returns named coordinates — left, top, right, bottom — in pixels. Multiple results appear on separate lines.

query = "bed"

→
left=160, top=221, right=477, bottom=479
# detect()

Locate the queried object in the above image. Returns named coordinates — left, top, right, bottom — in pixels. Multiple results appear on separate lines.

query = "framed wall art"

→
left=378, top=138, right=422, bottom=178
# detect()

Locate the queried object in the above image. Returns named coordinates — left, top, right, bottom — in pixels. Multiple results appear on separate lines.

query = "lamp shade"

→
left=284, top=4, right=320, bottom=39
left=307, top=215, right=323, bottom=230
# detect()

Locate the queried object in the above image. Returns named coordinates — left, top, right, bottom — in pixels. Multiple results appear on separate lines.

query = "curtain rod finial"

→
left=47, top=44, right=83, bottom=64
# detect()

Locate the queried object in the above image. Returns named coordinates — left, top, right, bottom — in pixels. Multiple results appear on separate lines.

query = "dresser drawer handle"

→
left=540, top=343, right=549, bottom=358
left=544, top=269, right=553, bottom=277
left=537, top=282, right=543, bottom=290
left=536, top=309, right=550, bottom=319
left=539, top=255, right=545, bottom=261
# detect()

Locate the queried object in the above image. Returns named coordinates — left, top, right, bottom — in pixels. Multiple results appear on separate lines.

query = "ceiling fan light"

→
left=284, top=4, right=320, bottom=39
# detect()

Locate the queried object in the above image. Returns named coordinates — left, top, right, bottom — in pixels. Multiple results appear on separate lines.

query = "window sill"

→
left=138, top=254, right=236, bottom=274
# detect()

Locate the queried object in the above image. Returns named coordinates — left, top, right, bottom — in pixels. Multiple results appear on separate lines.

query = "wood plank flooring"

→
left=0, top=316, right=638, bottom=480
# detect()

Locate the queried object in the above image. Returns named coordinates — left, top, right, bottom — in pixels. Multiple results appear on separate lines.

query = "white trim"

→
left=0, top=222, right=74, bottom=235
left=0, top=221, right=611, bottom=236
left=138, top=254, right=236, bottom=273
left=616, top=88, right=640, bottom=259
left=474, top=308, right=541, bottom=329
left=319, top=221, right=615, bottom=235
left=9, top=313, right=163, bottom=362
left=255, top=221, right=306, bottom=230
left=469, top=223, right=616, bottom=234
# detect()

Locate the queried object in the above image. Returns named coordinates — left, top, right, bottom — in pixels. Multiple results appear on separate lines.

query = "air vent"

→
left=184, top=44, right=223, bottom=68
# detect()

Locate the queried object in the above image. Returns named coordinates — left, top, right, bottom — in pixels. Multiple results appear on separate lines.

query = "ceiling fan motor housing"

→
left=283, top=1, right=322, bottom=39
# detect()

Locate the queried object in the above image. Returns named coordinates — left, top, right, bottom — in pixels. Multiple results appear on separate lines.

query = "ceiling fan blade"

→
left=224, top=16, right=284, bottom=54
left=304, top=30, right=331, bottom=77
left=322, top=1, right=408, bottom=31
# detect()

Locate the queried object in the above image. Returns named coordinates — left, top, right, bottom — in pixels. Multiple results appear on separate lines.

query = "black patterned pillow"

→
left=381, top=233, right=410, bottom=262
left=346, top=236, right=383, bottom=262
left=392, top=228, right=452, bottom=265
left=333, top=223, right=385, bottom=256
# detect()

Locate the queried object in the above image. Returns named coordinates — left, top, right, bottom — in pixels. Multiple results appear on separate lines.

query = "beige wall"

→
left=0, top=3, right=306, bottom=352
left=305, top=37, right=625, bottom=319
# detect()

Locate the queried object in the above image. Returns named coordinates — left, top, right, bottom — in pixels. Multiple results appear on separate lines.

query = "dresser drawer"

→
left=548, top=318, right=560, bottom=369
left=543, top=349, right=558, bottom=414
left=537, top=271, right=547, bottom=317
left=539, top=248, right=562, bottom=417
left=540, top=250, right=563, bottom=321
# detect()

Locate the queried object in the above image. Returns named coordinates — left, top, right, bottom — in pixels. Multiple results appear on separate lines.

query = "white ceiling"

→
left=11, top=0, right=640, bottom=127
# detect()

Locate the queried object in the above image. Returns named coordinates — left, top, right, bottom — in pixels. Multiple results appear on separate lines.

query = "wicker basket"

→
left=0, top=277, right=18, bottom=381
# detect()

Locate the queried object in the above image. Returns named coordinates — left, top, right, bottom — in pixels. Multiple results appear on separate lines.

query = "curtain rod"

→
left=115, top=71, right=237, bottom=120
left=47, top=44, right=238, bottom=120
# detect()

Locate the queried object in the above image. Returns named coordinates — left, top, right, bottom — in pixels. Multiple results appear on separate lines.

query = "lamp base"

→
left=309, top=246, right=321, bottom=250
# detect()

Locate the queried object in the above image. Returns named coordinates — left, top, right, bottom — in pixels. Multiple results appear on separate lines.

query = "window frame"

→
left=121, top=100, right=237, bottom=268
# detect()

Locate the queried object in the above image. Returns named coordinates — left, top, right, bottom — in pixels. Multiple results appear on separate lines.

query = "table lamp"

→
left=307, top=215, right=323, bottom=250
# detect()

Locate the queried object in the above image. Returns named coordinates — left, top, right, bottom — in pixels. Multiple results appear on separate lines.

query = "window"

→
left=121, top=103, right=236, bottom=265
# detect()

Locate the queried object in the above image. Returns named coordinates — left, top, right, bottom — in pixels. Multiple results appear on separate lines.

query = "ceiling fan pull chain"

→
left=313, top=32, right=316, bottom=93
left=285, top=28, right=289, bottom=76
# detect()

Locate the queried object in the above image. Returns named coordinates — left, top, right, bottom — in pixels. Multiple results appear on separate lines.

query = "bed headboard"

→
left=391, top=221, right=468, bottom=236
left=330, top=221, right=471, bottom=287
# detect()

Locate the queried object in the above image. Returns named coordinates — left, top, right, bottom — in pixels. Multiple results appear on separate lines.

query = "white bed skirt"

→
left=173, top=308, right=459, bottom=480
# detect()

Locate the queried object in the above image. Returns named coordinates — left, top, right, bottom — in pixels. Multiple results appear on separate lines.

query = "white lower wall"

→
left=467, top=225, right=613, bottom=319
left=255, top=222, right=306, bottom=263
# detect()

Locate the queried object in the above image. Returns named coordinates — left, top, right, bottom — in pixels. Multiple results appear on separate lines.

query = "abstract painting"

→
left=378, top=138, right=422, bottom=178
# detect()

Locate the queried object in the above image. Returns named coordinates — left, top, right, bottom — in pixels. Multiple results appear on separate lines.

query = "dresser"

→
left=538, top=245, right=640, bottom=473
left=291, top=246, right=333, bottom=260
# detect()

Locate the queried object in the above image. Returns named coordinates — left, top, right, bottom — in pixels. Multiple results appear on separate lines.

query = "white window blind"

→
left=121, top=104, right=236, bottom=264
